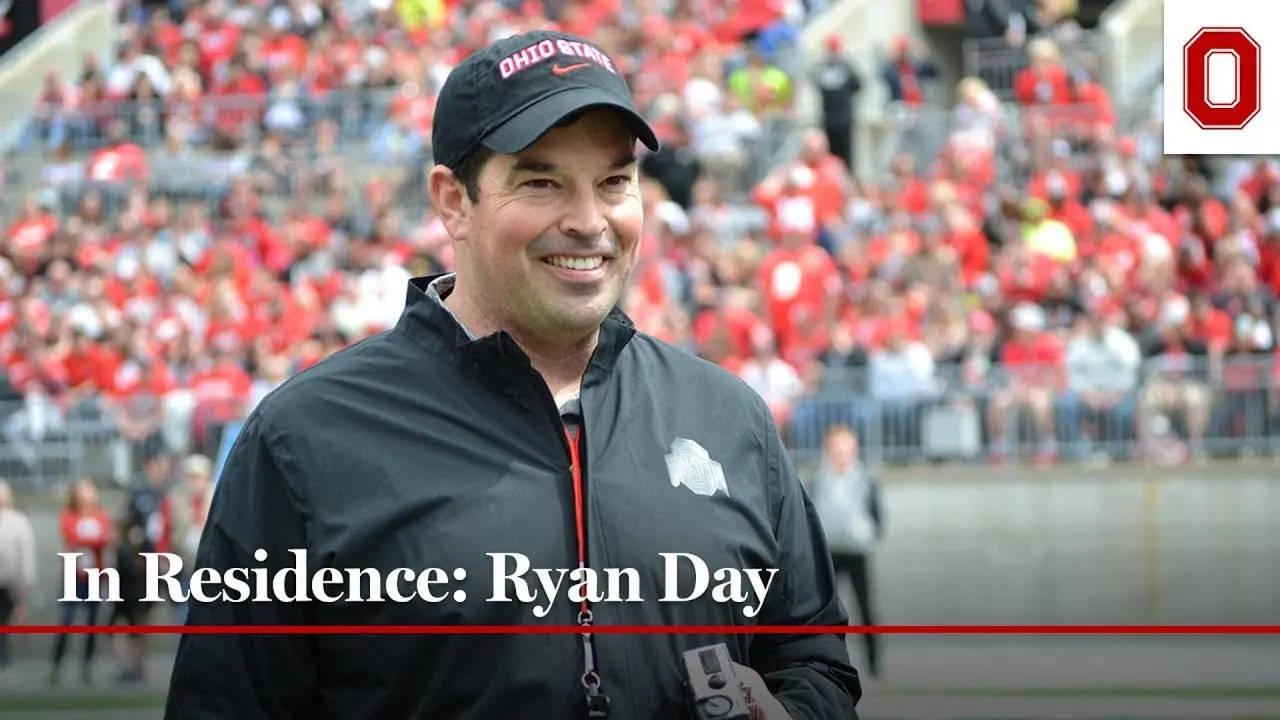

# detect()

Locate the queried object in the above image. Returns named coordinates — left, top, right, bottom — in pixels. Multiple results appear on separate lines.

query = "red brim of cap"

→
left=480, top=86, right=661, bottom=155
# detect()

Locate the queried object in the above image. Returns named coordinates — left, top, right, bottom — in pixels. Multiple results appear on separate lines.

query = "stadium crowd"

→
left=1, top=0, right=1279, bottom=497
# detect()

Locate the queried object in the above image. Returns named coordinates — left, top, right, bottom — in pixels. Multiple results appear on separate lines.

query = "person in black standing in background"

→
left=810, top=424, right=884, bottom=678
left=810, top=33, right=862, bottom=172
left=639, top=120, right=701, bottom=209
left=111, top=452, right=172, bottom=683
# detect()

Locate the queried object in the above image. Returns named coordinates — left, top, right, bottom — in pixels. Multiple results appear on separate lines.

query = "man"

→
left=809, top=34, right=861, bottom=171
left=809, top=427, right=882, bottom=678
left=114, top=452, right=171, bottom=682
left=639, top=120, right=700, bottom=210
left=0, top=478, right=36, bottom=672
left=1060, top=311, right=1142, bottom=460
left=168, top=454, right=216, bottom=625
left=166, top=30, right=859, bottom=720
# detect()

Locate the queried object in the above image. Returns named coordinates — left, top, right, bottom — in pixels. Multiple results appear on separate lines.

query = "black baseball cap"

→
left=431, top=30, right=661, bottom=169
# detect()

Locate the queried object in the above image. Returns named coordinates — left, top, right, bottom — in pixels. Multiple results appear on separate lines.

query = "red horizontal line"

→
left=3, top=625, right=1279, bottom=635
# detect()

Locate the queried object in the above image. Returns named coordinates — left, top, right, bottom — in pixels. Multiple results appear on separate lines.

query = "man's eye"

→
left=602, top=176, right=631, bottom=188
left=523, top=179, right=558, bottom=189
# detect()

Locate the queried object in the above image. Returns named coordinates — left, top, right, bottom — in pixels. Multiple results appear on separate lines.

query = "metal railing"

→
left=3, top=124, right=798, bottom=229
left=877, top=99, right=1140, bottom=188
left=19, top=87, right=407, bottom=152
left=2, top=353, right=1277, bottom=490
left=961, top=31, right=1111, bottom=102
left=5, top=74, right=803, bottom=219
left=784, top=353, right=1280, bottom=467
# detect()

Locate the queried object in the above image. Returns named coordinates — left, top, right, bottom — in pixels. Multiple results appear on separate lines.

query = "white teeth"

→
left=545, top=256, right=604, bottom=271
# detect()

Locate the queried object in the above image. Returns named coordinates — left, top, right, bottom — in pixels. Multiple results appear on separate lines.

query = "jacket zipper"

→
left=521, top=372, right=609, bottom=717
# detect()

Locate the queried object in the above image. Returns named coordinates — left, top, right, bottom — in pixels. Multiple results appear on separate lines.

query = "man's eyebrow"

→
left=510, top=158, right=558, bottom=174
left=610, top=154, right=638, bottom=169
left=507, top=154, right=637, bottom=177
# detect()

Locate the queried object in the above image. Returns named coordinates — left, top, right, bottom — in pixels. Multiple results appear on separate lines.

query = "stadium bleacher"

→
left=0, top=0, right=1277, bottom=494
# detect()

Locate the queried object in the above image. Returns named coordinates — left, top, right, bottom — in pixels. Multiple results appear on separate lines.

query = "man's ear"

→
left=428, top=165, right=470, bottom=242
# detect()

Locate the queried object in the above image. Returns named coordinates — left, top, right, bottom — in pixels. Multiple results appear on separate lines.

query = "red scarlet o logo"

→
left=1183, top=27, right=1261, bottom=130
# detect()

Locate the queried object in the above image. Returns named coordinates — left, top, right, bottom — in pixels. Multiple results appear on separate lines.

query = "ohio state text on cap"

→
left=431, top=30, right=662, bottom=169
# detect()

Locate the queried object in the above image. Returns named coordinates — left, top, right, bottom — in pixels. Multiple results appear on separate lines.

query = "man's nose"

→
left=559, top=187, right=609, bottom=240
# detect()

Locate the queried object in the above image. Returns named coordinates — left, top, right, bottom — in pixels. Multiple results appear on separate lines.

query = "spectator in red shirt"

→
left=880, top=36, right=938, bottom=107
left=1013, top=38, right=1070, bottom=108
left=188, top=346, right=252, bottom=457
left=50, top=478, right=112, bottom=686
left=85, top=120, right=149, bottom=184
left=108, top=342, right=175, bottom=476
left=12, top=0, right=1280, bottom=475
left=755, top=218, right=841, bottom=366
left=988, top=302, right=1065, bottom=463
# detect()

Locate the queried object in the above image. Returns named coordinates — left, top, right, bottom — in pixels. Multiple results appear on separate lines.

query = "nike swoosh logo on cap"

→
left=551, top=63, right=590, bottom=76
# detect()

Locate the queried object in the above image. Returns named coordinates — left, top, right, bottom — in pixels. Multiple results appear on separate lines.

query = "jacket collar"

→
left=395, top=274, right=636, bottom=380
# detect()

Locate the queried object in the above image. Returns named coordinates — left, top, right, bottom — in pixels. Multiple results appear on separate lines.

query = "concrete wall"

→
left=868, top=460, right=1280, bottom=625
left=1099, top=0, right=1165, bottom=103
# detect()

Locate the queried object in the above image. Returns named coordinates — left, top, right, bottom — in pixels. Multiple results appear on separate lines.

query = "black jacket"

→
left=810, top=55, right=862, bottom=126
left=165, top=275, right=860, bottom=720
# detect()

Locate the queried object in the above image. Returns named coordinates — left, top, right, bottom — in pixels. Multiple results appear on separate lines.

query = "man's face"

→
left=187, top=471, right=211, bottom=493
left=451, top=109, right=644, bottom=340
left=146, top=457, right=170, bottom=486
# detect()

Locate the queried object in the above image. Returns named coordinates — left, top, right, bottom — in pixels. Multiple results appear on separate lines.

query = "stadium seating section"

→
left=1, top=0, right=1277, bottom=488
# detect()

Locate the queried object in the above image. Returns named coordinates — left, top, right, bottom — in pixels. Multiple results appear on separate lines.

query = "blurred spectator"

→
left=641, top=120, right=701, bottom=210
left=727, top=50, right=793, bottom=117
left=865, top=324, right=937, bottom=453
left=0, top=478, right=35, bottom=669
left=988, top=303, right=1064, bottom=463
left=686, top=93, right=761, bottom=198
left=879, top=36, right=938, bottom=172
left=738, top=328, right=805, bottom=429
left=51, top=478, right=110, bottom=686
left=247, top=354, right=291, bottom=413
left=753, top=168, right=842, bottom=366
left=0, top=0, right=1277, bottom=482
left=1014, top=37, right=1071, bottom=107
left=111, top=453, right=172, bottom=683
left=881, top=35, right=937, bottom=108
left=809, top=425, right=882, bottom=677
left=1060, top=310, right=1141, bottom=458
left=809, top=33, right=862, bottom=170
left=1138, top=295, right=1212, bottom=458
left=1021, top=196, right=1076, bottom=263
left=168, top=453, right=214, bottom=625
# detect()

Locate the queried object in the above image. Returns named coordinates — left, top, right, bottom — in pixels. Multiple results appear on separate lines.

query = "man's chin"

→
left=533, top=296, right=617, bottom=335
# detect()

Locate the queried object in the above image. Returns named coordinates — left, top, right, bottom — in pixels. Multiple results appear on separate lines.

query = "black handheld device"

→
left=682, top=643, right=751, bottom=720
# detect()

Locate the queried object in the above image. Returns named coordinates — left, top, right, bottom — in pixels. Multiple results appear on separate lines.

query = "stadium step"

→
left=796, top=0, right=924, bottom=180
left=0, top=1, right=117, bottom=155
left=1098, top=0, right=1165, bottom=108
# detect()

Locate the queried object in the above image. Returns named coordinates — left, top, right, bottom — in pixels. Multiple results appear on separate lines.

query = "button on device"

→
left=701, top=696, right=733, bottom=716
left=708, top=673, right=726, bottom=689
left=699, top=648, right=722, bottom=675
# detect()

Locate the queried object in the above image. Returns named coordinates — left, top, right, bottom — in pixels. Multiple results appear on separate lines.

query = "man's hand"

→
left=733, top=663, right=794, bottom=720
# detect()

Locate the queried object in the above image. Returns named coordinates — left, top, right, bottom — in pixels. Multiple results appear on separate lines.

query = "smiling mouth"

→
left=542, top=255, right=606, bottom=271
